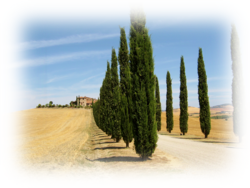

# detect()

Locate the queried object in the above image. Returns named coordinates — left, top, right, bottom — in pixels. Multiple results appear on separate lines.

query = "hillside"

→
left=171, top=104, right=233, bottom=114
left=211, top=103, right=232, bottom=108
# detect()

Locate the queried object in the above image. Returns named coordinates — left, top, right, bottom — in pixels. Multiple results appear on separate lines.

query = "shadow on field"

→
left=94, top=146, right=126, bottom=150
left=93, top=141, right=116, bottom=145
left=86, top=156, right=148, bottom=162
left=200, top=141, right=235, bottom=144
left=96, top=138, right=110, bottom=140
left=175, top=137, right=203, bottom=139
left=95, top=135, right=110, bottom=138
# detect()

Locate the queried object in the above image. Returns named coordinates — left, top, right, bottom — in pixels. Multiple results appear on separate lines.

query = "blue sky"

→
left=15, top=12, right=232, bottom=111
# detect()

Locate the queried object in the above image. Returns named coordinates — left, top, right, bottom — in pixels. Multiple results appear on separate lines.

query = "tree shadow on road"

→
left=94, top=146, right=126, bottom=150
left=93, top=141, right=116, bottom=145
left=226, top=146, right=243, bottom=149
left=86, top=156, right=150, bottom=162
left=175, top=137, right=203, bottom=139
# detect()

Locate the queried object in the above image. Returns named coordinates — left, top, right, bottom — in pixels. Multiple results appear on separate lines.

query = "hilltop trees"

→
left=129, top=10, right=157, bottom=159
left=166, top=71, right=174, bottom=133
left=118, top=27, right=133, bottom=147
left=110, top=49, right=122, bottom=142
left=197, top=48, right=211, bottom=138
left=155, top=76, right=161, bottom=131
left=179, top=56, right=188, bottom=135
left=231, top=25, right=243, bottom=142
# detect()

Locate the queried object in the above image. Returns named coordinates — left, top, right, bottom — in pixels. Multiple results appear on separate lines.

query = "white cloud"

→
left=11, top=50, right=110, bottom=68
left=19, top=33, right=120, bottom=50
left=46, top=74, right=73, bottom=83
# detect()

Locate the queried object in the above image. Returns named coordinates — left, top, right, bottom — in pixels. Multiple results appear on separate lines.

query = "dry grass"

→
left=17, top=108, right=181, bottom=173
left=160, top=106, right=238, bottom=144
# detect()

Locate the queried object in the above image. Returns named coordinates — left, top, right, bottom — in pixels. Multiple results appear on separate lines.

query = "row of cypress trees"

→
left=93, top=10, right=160, bottom=159
left=166, top=23, right=247, bottom=142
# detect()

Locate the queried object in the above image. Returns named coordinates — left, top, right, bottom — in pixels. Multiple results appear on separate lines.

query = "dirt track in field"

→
left=17, top=108, right=181, bottom=174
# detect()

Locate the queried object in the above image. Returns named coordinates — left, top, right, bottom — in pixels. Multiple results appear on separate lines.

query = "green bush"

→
left=36, top=104, right=41, bottom=108
left=211, top=115, right=231, bottom=119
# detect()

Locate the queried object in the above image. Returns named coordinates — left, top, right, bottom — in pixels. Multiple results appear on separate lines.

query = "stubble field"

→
left=16, top=108, right=180, bottom=174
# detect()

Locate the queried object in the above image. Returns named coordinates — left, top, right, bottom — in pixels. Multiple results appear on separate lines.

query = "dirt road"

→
left=153, top=135, right=249, bottom=186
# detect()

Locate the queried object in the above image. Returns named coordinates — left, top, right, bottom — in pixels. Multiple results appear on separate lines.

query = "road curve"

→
left=157, top=134, right=239, bottom=174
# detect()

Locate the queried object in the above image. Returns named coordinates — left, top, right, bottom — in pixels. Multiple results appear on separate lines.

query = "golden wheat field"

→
left=160, top=106, right=238, bottom=143
left=3, top=108, right=185, bottom=186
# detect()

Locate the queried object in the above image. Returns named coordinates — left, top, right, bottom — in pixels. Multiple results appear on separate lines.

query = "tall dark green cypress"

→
left=99, top=82, right=105, bottom=131
left=197, top=48, right=211, bottom=138
left=93, top=98, right=100, bottom=128
left=179, top=56, right=188, bottom=135
left=110, top=48, right=122, bottom=142
left=155, top=76, right=161, bottom=131
left=166, top=71, right=173, bottom=133
left=231, top=25, right=243, bottom=142
left=101, top=61, right=112, bottom=136
left=129, top=10, right=157, bottom=159
left=118, top=27, right=133, bottom=147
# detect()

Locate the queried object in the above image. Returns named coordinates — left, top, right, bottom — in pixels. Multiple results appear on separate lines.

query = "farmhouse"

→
left=71, top=96, right=97, bottom=107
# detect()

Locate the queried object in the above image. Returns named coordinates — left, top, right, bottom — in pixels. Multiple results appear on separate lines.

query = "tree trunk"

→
left=142, top=155, right=148, bottom=161
left=169, top=130, right=171, bottom=133
left=205, top=134, right=207, bottom=138
left=126, top=142, right=129, bottom=148
left=183, top=132, right=185, bottom=136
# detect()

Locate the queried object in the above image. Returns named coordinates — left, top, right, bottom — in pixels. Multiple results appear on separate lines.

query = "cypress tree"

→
left=110, top=48, right=122, bottom=142
left=166, top=71, right=174, bottom=133
left=129, top=10, right=157, bottom=159
left=179, top=56, right=188, bottom=135
left=100, top=62, right=112, bottom=135
left=99, top=83, right=105, bottom=131
left=118, top=27, right=133, bottom=147
left=231, top=25, right=243, bottom=142
left=155, top=76, right=161, bottom=131
left=197, top=48, right=211, bottom=138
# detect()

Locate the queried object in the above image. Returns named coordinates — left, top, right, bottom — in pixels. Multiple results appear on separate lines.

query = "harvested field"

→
left=17, top=108, right=181, bottom=174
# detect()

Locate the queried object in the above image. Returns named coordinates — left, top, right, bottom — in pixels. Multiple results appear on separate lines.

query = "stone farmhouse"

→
left=71, top=96, right=97, bottom=107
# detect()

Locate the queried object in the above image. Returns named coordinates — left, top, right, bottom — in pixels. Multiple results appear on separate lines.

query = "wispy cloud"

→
left=71, top=72, right=104, bottom=88
left=46, top=74, right=73, bottom=84
left=12, top=50, right=110, bottom=68
left=19, top=33, right=120, bottom=50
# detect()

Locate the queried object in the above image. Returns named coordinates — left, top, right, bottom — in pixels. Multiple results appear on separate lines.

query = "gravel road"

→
left=157, top=134, right=241, bottom=174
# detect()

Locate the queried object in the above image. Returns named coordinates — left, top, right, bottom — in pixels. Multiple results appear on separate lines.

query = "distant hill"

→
left=211, top=104, right=232, bottom=108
